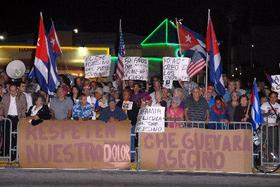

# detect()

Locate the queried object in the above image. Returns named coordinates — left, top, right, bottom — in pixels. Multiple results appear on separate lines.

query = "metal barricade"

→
left=136, top=121, right=253, bottom=171
left=260, top=122, right=280, bottom=167
left=0, top=118, right=12, bottom=162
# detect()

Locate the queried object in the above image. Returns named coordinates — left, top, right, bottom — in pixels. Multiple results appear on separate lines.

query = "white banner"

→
left=123, top=57, right=148, bottom=81
left=271, top=75, right=280, bottom=99
left=135, top=106, right=165, bottom=133
left=162, top=57, right=191, bottom=81
left=84, top=55, right=111, bottom=78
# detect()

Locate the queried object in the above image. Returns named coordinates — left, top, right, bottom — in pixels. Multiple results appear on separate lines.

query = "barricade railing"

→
left=260, top=122, right=280, bottom=167
left=0, top=118, right=12, bottom=162
left=136, top=121, right=253, bottom=171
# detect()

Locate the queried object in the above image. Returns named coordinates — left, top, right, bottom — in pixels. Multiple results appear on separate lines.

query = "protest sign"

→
left=122, top=101, right=133, bottom=111
left=163, top=80, right=173, bottom=89
left=271, top=75, right=280, bottom=99
left=19, top=119, right=131, bottom=169
left=163, top=57, right=190, bottom=81
left=123, top=57, right=148, bottom=80
left=140, top=128, right=252, bottom=172
left=84, top=55, right=111, bottom=78
left=135, top=106, right=165, bottom=133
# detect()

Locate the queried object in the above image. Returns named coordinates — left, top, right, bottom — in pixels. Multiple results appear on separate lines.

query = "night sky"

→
left=1, top=0, right=279, bottom=41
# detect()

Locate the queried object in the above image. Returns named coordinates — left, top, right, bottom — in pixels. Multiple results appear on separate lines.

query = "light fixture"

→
left=0, top=35, right=5, bottom=40
left=251, top=44, right=254, bottom=48
left=73, top=28, right=79, bottom=34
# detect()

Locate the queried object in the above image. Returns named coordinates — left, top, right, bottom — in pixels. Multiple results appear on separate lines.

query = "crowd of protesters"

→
left=0, top=72, right=279, bottom=160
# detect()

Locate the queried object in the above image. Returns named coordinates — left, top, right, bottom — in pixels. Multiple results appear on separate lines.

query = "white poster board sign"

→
left=162, top=57, right=191, bottom=81
left=123, top=57, right=148, bottom=81
left=135, top=106, right=165, bottom=133
left=271, top=75, right=280, bottom=99
left=84, top=55, right=111, bottom=78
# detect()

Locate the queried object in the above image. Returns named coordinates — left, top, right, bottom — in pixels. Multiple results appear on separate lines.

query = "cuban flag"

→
left=48, top=21, right=62, bottom=58
left=176, top=21, right=206, bottom=78
left=206, top=10, right=225, bottom=96
left=34, top=13, right=59, bottom=95
left=47, top=21, right=61, bottom=93
left=250, top=79, right=263, bottom=130
left=34, top=13, right=50, bottom=93
left=177, top=21, right=206, bottom=58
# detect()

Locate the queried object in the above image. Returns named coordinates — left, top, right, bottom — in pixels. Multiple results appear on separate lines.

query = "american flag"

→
left=187, top=50, right=206, bottom=78
left=116, top=19, right=125, bottom=80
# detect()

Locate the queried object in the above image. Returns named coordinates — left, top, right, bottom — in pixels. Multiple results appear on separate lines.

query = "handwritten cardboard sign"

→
left=271, top=75, right=280, bottom=99
left=140, top=128, right=252, bottom=172
left=84, top=55, right=111, bottom=78
left=135, top=107, right=165, bottom=133
left=123, top=57, right=148, bottom=81
left=18, top=120, right=131, bottom=169
left=163, top=57, right=191, bottom=81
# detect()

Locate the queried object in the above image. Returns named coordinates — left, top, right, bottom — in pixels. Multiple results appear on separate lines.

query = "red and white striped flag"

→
left=116, top=19, right=125, bottom=80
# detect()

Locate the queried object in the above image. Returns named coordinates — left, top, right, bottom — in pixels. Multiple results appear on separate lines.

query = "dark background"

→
left=1, top=0, right=279, bottom=81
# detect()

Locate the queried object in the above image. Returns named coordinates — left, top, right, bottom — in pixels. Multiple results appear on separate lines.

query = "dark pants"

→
left=5, top=115, right=19, bottom=160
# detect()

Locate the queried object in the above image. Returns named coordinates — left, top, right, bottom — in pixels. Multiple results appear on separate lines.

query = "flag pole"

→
left=175, top=18, right=182, bottom=57
left=205, top=9, right=211, bottom=90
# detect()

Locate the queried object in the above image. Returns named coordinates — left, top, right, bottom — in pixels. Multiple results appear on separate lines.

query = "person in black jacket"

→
left=27, top=95, right=51, bottom=126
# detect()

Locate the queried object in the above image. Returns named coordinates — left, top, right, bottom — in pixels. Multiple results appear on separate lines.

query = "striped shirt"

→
left=185, top=96, right=208, bottom=121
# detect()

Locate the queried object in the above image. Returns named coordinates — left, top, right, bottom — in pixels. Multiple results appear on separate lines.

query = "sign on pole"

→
left=123, top=57, right=148, bottom=81
left=84, top=55, right=111, bottom=78
left=135, top=106, right=165, bottom=133
left=271, top=75, right=280, bottom=99
left=162, top=57, right=191, bottom=81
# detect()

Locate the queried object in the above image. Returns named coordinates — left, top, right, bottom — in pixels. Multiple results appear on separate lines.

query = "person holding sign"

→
left=117, top=89, right=139, bottom=126
left=117, top=89, right=139, bottom=162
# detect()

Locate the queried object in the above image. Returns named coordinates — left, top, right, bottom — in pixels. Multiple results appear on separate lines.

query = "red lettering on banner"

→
left=157, top=150, right=167, bottom=168
left=53, top=144, right=63, bottom=163
left=95, top=124, right=103, bottom=138
left=105, top=124, right=116, bottom=138
left=26, top=125, right=38, bottom=140
left=233, top=135, right=242, bottom=151
left=222, top=136, right=231, bottom=151
left=40, top=144, right=52, bottom=163
left=103, top=143, right=130, bottom=162
left=26, top=144, right=38, bottom=163
left=213, top=152, right=225, bottom=169
left=38, top=127, right=48, bottom=140
left=63, top=144, right=74, bottom=163
left=202, top=151, right=213, bottom=168
left=48, top=125, right=59, bottom=140
left=61, top=125, right=73, bottom=139
left=182, top=133, right=193, bottom=149
left=144, top=134, right=154, bottom=149
left=168, top=132, right=178, bottom=148
left=243, top=135, right=251, bottom=151
left=156, top=134, right=167, bottom=148
left=167, top=150, right=177, bottom=167
left=194, top=133, right=204, bottom=150
left=178, top=150, right=186, bottom=168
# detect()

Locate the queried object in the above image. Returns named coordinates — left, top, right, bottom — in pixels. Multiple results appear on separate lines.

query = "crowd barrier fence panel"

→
left=260, top=122, right=280, bottom=167
left=0, top=118, right=12, bottom=162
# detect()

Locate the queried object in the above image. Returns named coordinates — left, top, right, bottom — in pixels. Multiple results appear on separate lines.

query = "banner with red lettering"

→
left=140, top=128, right=252, bottom=172
left=18, top=120, right=131, bottom=169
